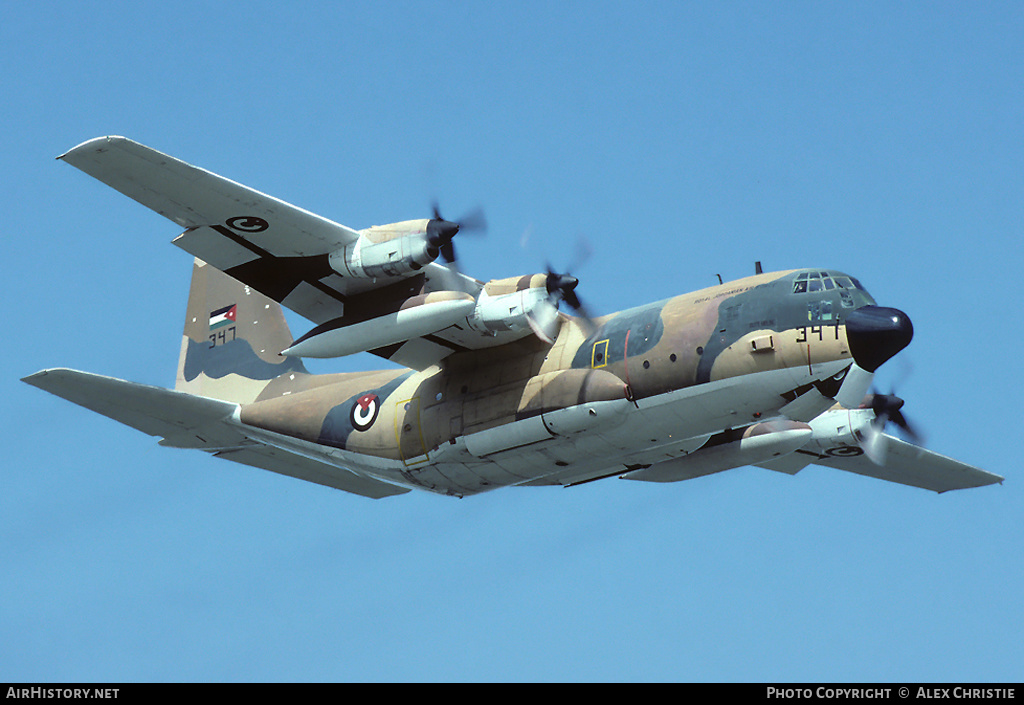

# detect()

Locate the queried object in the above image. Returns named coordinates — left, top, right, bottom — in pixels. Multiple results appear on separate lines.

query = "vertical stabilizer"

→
left=176, top=259, right=307, bottom=403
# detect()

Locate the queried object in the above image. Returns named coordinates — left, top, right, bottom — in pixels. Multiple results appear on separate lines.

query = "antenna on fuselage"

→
left=755, top=261, right=763, bottom=274
left=715, top=273, right=723, bottom=284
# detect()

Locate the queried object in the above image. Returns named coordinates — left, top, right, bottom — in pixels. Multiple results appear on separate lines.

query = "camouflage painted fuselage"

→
left=235, top=268, right=875, bottom=496
left=32, top=136, right=998, bottom=499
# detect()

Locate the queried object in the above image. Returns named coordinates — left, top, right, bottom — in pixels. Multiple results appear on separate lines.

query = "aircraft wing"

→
left=767, top=433, right=1004, bottom=493
left=59, top=136, right=485, bottom=365
left=59, top=135, right=367, bottom=324
left=22, top=368, right=409, bottom=499
left=59, top=136, right=362, bottom=255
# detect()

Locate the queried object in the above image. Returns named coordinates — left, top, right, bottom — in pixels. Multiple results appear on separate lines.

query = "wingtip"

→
left=57, top=135, right=129, bottom=162
left=21, top=368, right=52, bottom=384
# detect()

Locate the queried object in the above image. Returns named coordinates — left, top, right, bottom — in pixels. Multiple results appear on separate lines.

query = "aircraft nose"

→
left=844, top=305, right=914, bottom=372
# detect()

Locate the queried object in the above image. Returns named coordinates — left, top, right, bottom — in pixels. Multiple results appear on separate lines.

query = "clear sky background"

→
left=3, top=1, right=1021, bottom=683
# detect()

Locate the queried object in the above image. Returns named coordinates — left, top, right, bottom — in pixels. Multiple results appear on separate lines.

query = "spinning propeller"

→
left=869, top=391, right=923, bottom=443
left=426, top=203, right=487, bottom=267
left=544, top=267, right=592, bottom=321
left=549, top=236, right=595, bottom=319
left=527, top=238, right=596, bottom=343
left=842, top=306, right=920, bottom=465
left=858, top=387, right=925, bottom=465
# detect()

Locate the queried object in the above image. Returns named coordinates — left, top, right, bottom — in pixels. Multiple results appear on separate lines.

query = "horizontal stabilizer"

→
left=812, top=433, right=1003, bottom=493
left=22, top=368, right=410, bottom=499
left=23, top=368, right=243, bottom=449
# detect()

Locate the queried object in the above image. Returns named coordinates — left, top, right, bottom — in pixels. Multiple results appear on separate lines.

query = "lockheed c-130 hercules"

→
left=23, top=136, right=1003, bottom=499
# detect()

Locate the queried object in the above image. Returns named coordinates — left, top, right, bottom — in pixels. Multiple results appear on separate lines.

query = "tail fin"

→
left=176, top=259, right=307, bottom=403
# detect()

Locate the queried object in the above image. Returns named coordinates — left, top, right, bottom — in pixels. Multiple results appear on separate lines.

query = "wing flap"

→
left=812, top=433, right=1003, bottom=493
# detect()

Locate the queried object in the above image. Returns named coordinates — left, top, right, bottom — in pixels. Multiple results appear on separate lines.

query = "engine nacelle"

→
left=328, top=219, right=436, bottom=280
left=465, top=275, right=557, bottom=337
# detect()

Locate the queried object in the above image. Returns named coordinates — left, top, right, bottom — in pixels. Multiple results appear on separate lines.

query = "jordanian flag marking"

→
left=209, top=304, right=237, bottom=330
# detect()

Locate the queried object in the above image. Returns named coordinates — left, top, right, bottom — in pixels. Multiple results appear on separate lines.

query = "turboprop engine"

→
left=466, top=271, right=593, bottom=343
left=328, top=219, right=441, bottom=280
left=466, top=275, right=557, bottom=338
left=327, top=207, right=486, bottom=282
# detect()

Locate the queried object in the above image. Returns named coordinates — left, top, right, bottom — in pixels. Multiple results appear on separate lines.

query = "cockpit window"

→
left=792, top=271, right=869, bottom=297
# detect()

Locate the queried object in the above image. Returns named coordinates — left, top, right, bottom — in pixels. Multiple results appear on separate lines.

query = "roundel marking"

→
left=226, top=216, right=270, bottom=233
left=825, top=446, right=864, bottom=458
left=350, top=393, right=380, bottom=431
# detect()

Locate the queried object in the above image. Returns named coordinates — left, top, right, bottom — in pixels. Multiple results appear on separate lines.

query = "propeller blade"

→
left=562, top=287, right=583, bottom=312
left=524, top=235, right=596, bottom=340
left=542, top=265, right=596, bottom=335
left=860, top=422, right=889, bottom=465
left=889, top=408, right=924, bottom=445
left=455, top=205, right=487, bottom=233
left=526, top=298, right=561, bottom=344
left=859, top=389, right=926, bottom=464
left=835, top=363, right=874, bottom=409
left=566, top=236, right=593, bottom=275
left=427, top=203, right=487, bottom=267
left=439, top=241, right=457, bottom=265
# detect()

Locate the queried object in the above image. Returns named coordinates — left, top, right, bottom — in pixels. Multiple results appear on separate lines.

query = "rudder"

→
left=176, top=259, right=307, bottom=403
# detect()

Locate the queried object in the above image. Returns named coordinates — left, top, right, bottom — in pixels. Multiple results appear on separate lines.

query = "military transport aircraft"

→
left=23, top=136, right=1003, bottom=499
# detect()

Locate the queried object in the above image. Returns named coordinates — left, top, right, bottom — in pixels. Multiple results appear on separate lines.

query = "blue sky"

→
left=3, top=1, right=1021, bottom=682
